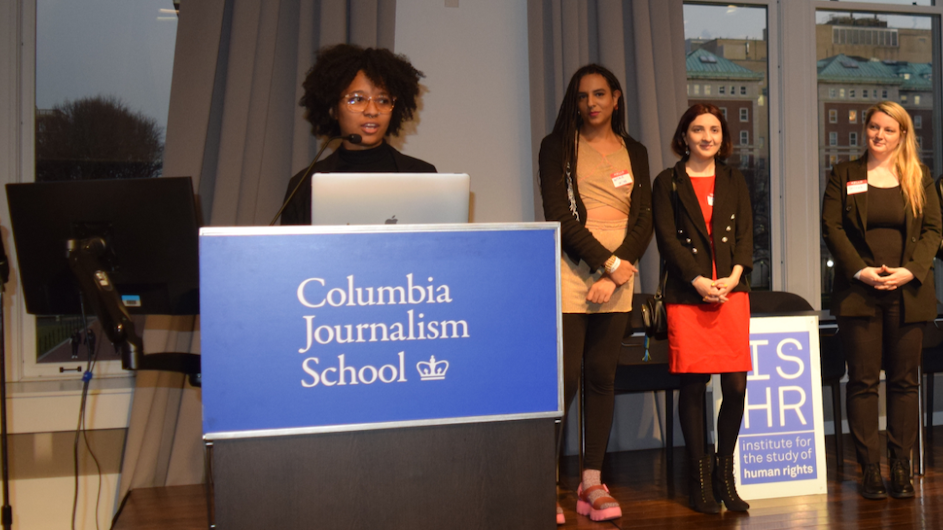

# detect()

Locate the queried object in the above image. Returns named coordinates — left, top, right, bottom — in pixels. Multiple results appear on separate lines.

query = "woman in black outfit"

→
left=652, top=104, right=753, bottom=514
left=822, top=101, right=941, bottom=500
left=280, top=44, right=435, bottom=225
left=538, top=64, right=652, bottom=524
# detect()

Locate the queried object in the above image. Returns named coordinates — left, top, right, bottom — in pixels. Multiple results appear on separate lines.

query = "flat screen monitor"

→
left=6, top=177, right=200, bottom=316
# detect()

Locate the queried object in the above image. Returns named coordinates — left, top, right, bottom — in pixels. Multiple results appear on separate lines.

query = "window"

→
left=687, top=84, right=691, bottom=95
left=832, top=26, right=899, bottom=47
left=704, top=84, right=711, bottom=95
left=917, top=136, right=924, bottom=148
left=829, top=109, right=838, bottom=123
left=694, top=84, right=700, bottom=95
left=24, top=1, right=179, bottom=375
left=829, top=88, right=837, bottom=98
left=683, top=2, right=771, bottom=291
left=816, top=8, right=939, bottom=309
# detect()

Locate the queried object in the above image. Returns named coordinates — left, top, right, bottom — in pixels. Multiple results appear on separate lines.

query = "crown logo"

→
left=416, top=356, right=449, bottom=381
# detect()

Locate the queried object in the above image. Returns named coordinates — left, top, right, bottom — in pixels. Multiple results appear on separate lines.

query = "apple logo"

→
left=385, top=215, right=398, bottom=225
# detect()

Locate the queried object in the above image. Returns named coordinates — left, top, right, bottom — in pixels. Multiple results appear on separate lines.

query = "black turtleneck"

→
left=333, top=143, right=398, bottom=172
left=279, top=140, right=437, bottom=225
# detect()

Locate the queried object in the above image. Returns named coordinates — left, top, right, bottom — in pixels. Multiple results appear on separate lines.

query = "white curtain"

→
left=118, top=0, right=397, bottom=500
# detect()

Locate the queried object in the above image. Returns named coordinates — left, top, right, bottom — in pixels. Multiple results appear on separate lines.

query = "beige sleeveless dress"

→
left=560, top=137, right=635, bottom=314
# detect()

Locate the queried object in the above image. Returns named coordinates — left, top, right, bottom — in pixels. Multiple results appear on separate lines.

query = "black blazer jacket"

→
left=537, top=131, right=653, bottom=271
left=280, top=143, right=436, bottom=225
left=653, top=161, right=754, bottom=305
left=821, top=156, right=941, bottom=322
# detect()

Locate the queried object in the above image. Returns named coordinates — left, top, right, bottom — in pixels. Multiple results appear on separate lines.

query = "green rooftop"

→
left=686, top=48, right=764, bottom=81
left=817, top=54, right=903, bottom=86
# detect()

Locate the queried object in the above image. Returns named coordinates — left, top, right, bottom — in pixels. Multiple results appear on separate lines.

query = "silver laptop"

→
left=309, top=173, right=470, bottom=225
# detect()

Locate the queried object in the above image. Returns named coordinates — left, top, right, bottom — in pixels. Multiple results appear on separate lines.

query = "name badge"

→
left=847, top=180, right=867, bottom=195
left=611, top=170, right=633, bottom=188
left=707, top=193, right=714, bottom=207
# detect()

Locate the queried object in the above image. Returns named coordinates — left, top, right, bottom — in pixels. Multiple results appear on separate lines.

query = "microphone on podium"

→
left=269, top=134, right=362, bottom=226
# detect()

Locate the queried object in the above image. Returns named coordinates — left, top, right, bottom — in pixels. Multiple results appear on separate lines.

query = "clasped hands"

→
left=585, top=260, right=638, bottom=304
left=857, top=265, right=914, bottom=290
left=693, top=274, right=739, bottom=304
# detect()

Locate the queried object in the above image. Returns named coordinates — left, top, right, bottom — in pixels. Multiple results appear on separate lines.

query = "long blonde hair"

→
left=864, top=101, right=925, bottom=216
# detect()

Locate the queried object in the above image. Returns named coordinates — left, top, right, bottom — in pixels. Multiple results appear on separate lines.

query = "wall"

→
left=394, top=0, right=535, bottom=223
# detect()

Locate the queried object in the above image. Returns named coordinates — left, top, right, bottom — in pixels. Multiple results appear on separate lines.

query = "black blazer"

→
left=653, top=161, right=753, bottom=305
left=821, top=156, right=941, bottom=322
left=280, top=143, right=436, bottom=225
left=537, top=131, right=653, bottom=271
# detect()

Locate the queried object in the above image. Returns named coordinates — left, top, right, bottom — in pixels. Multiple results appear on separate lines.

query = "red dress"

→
left=667, top=176, right=752, bottom=374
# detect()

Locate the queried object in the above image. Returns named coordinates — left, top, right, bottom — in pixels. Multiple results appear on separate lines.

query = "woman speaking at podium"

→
left=653, top=104, right=752, bottom=514
left=538, top=64, right=653, bottom=524
left=280, top=44, right=435, bottom=225
left=822, top=101, right=941, bottom=500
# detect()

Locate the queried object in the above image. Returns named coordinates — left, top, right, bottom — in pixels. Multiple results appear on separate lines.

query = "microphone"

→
left=269, top=134, right=362, bottom=226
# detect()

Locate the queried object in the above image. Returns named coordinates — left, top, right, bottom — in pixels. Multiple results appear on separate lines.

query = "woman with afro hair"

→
left=280, top=43, right=436, bottom=225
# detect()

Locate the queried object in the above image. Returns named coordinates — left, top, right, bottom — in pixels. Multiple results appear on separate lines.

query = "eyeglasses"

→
left=341, top=93, right=395, bottom=113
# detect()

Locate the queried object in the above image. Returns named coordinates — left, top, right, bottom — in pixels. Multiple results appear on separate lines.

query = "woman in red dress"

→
left=652, top=104, right=753, bottom=513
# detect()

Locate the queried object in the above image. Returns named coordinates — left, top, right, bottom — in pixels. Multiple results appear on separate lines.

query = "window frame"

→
left=1, top=0, right=177, bottom=381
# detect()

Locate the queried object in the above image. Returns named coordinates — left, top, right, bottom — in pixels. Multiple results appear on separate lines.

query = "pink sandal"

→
left=556, top=502, right=565, bottom=525
left=576, top=483, right=622, bottom=521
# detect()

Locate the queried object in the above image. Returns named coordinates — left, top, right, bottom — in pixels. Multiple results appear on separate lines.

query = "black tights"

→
left=557, top=312, right=629, bottom=470
left=678, top=372, right=747, bottom=460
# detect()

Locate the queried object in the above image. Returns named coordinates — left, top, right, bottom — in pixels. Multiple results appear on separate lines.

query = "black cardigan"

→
left=652, top=160, right=753, bottom=305
left=280, top=142, right=436, bottom=225
left=822, top=156, right=941, bottom=322
left=537, top=131, right=653, bottom=271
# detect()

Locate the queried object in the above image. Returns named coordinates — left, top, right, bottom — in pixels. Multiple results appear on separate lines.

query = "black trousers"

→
left=561, top=312, right=629, bottom=471
left=838, top=294, right=923, bottom=466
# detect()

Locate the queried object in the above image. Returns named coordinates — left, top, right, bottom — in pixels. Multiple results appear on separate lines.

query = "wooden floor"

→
left=557, top=427, right=943, bottom=529
left=114, top=428, right=943, bottom=529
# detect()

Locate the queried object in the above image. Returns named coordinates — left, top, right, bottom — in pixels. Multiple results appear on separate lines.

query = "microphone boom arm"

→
left=269, top=134, right=361, bottom=226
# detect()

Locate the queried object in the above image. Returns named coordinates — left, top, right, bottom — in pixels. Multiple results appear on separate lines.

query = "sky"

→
left=684, top=3, right=931, bottom=42
left=35, top=0, right=178, bottom=136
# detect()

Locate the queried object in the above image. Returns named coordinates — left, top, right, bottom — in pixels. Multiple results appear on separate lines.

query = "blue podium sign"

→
left=200, top=224, right=562, bottom=439
left=713, top=315, right=828, bottom=500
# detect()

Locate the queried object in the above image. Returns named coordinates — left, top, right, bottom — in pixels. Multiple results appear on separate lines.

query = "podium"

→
left=200, top=224, right=562, bottom=529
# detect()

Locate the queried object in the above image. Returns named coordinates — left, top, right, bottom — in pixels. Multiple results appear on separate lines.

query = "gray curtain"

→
left=117, top=0, right=397, bottom=499
left=527, top=0, right=687, bottom=293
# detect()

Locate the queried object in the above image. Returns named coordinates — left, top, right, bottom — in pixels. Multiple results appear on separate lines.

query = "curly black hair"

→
left=299, top=44, right=424, bottom=138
